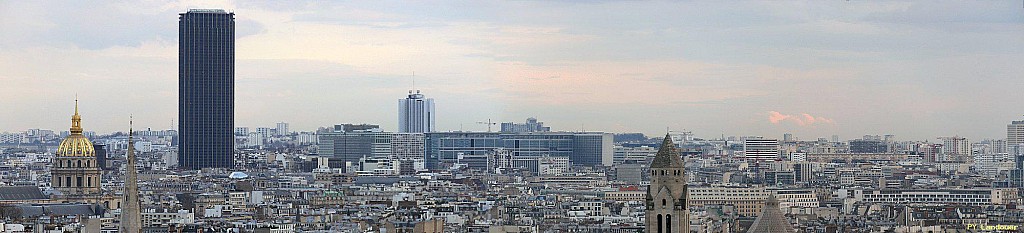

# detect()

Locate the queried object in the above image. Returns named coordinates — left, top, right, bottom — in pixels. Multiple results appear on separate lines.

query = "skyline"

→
left=1, top=1, right=1023, bottom=141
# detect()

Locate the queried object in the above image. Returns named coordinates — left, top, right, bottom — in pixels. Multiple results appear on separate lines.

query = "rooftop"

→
left=186, top=9, right=229, bottom=14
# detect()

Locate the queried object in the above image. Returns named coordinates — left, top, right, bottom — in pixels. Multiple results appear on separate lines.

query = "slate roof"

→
left=0, top=186, right=47, bottom=201
left=746, top=195, right=796, bottom=233
left=17, top=204, right=103, bottom=218
left=650, top=134, right=684, bottom=169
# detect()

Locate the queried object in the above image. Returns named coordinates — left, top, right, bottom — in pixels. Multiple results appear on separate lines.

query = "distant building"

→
left=1009, top=119, right=1024, bottom=153
left=398, top=90, right=435, bottom=133
left=849, top=139, right=886, bottom=153
left=276, top=122, right=290, bottom=136
left=317, top=131, right=392, bottom=172
left=391, top=133, right=425, bottom=161
left=939, top=136, right=970, bottom=155
left=571, top=133, right=614, bottom=166
left=234, top=127, right=249, bottom=136
left=744, top=138, right=779, bottom=163
left=178, top=9, right=235, bottom=169
left=500, top=117, right=550, bottom=133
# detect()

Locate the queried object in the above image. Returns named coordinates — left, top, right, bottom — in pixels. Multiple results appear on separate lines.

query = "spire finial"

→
left=69, top=98, right=83, bottom=134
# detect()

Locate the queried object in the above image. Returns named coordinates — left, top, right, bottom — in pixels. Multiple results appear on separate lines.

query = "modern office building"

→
left=502, top=133, right=574, bottom=160
left=500, top=117, right=550, bottom=133
left=178, top=9, right=235, bottom=169
left=317, top=131, right=392, bottom=172
left=744, top=138, right=780, bottom=163
left=1009, top=119, right=1024, bottom=153
left=856, top=189, right=1008, bottom=206
left=849, top=139, right=886, bottom=153
left=424, top=132, right=501, bottom=170
left=424, top=132, right=614, bottom=170
left=571, top=133, right=614, bottom=166
left=398, top=90, right=435, bottom=133
left=391, top=133, right=425, bottom=161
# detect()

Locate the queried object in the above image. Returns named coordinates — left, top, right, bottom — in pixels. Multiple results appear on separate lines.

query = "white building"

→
left=613, top=146, right=657, bottom=165
left=939, top=136, right=971, bottom=155
left=1009, top=120, right=1024, bottom=153
left=234, top=127, right=249, bottom=136
left=276, top=122, right=290, bottom=136
left=398, top=90, right=435, bottom=133
left=743, top=138, right=779, bottom=163
left=255, top=127, right=272, bottom=137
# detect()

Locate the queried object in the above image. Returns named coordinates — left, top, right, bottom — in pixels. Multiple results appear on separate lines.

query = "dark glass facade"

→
left=178, top=9, right=235, bottom=169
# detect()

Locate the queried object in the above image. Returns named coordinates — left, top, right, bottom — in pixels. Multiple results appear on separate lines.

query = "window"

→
left=657, top=214, right=663, bottom=233
left=666, top=214, right=672, bottom=232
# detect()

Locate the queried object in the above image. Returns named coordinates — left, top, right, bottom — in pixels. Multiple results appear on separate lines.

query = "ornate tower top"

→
left=56, top=99, right=94, bottom=157
left=70, top=98, right=82, bottom=134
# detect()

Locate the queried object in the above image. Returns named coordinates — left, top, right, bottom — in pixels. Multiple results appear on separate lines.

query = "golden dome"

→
left=56, top=99, right=95, bottom=157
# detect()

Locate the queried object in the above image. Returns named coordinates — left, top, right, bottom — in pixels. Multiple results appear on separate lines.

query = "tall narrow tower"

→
left=646, top=134, right=688, bottom=233
left=120, top=119, right=141, bottom=233
left=178, top=9, right=235, bottom=169
left=398, top=90, right=435, bottom=133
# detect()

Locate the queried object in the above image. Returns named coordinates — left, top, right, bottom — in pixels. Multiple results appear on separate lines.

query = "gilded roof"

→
left=650, top=134, right=684, bottom=168
left=56, top=99, right=95, bottom=157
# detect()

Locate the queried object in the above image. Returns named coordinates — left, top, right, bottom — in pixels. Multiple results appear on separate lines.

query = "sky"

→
left=0, top=1, right=1022, bottom=141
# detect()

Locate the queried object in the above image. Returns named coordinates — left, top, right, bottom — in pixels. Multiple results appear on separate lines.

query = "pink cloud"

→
left=768, top=111, right=835, bottom=126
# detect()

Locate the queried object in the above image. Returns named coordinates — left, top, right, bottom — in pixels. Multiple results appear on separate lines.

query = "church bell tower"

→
left=646, top=134, right=688, bottom=233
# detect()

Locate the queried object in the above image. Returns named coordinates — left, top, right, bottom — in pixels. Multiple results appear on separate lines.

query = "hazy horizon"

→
left=1, top=1, right=1022, bottom=141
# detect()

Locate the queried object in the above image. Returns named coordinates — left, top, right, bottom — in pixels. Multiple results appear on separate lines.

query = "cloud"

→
left=768, top=111, right=835, bottom=126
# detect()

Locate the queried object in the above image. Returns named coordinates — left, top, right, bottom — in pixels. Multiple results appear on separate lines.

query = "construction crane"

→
left=476, top=119, right=497, bottom=132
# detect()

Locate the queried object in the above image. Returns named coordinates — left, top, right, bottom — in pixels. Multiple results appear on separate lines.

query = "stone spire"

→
left=746, top=195, right=796, bottom=233
left=120, top=118, right=141, bottom=233
left=650, top=133, right=684, bottom=168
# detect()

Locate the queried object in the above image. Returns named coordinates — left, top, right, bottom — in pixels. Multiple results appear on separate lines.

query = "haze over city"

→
left=2, top=1, right=1022, bottom=140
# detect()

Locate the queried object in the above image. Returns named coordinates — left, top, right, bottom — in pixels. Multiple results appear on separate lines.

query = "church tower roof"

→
left=746, top=195, right=796, bottom=233
left=650, top=134, right=684, bottom=168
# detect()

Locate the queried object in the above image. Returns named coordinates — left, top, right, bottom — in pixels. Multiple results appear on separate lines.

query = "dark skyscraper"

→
left=178, top=9, right=234, bottom=169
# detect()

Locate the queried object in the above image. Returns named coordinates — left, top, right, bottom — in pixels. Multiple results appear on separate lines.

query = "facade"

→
left=317, top=131, right=392, bottom=171
left=688, top=187, right=767, bottom=217
left=849, top=139, right=886, bottom=153
left=857, top=189, right=999, bottom=205
left=178, top=9, right=235, bottom=169
left=744, top=139, right=779, bottom=163
left=500, top=117, right=550, bottom=133
left=424, top=132, right=613, bottom=170
left=939, top=136, right=971, bottom=155
left=398, top=90, right=435, bottom=133
left=645, top=135, right=688, bottom=233
left=276, top=122, right=290, bottom=136
left=391, top=133, right=425, bottom=161
left=571, top=133, right=614, bottom=166
left=614, top=145, right=657, bottom=165
left=1009, top=120, right=1024, bottom=153
left=51, top=100, right=101, bottom=195
left=424, top=132, right=501, bottom=170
